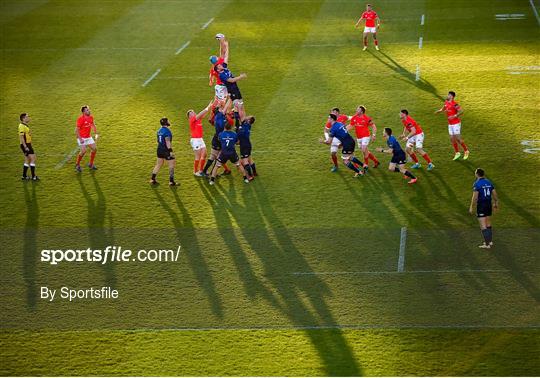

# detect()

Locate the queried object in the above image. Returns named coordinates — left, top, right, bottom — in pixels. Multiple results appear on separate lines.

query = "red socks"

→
left=460, top=141, right=469, bottom=152
left=199, top=159, right=206, bottom=172
left=422, top=153, right=432, bottom=164
left=76, top=154, right=82, bottom=165
left=368, top=152, right=379, bottom=164
left=194, top=160, right=199, bottom=173
left=452, top=142, right=459, bottom=152
left=331, top=155, right=338, bottom=167
left=409, top=153, right=419, bottom=163
left=89, top=151, right=96, bottom=165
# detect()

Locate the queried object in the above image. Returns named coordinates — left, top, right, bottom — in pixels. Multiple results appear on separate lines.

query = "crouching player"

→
left=150, top=118, right=176, bottom=186
left=237, top=115, right=256, bottom=180
left=469, top=168, right=498, bottom=249
left=324, top=108, right=350, bottom=172
left=320, top=114, right=364, bottom=178
left=377, top=127, right=417, bottom=184
left=209, top=123, right=250, bottom=185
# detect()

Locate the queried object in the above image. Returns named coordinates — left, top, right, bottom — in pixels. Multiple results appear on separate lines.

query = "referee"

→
left=18, top=113, right=39, bottom=181
left=469, top=168, right=498, bottom=249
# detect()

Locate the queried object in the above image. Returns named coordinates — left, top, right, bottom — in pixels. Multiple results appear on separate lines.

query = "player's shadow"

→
left=153, top=186, right=224, bottom=319
left=368, top=50, right=444, bottom=102
left=77, top=173, right=117, bottom=289
left=22, top=182, right=39, bottom=310
left=204, top=178, right=362, bottom=376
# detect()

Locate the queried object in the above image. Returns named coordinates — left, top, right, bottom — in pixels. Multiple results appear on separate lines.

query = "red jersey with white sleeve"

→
left=189, top=115, right=204, bottom=138
left=444, top=100, right=461, bottom=125
left=325, top=114, right=350, bottom=129
left=401, top=115, right=423, bottom=135
left=209, top=57, right=225, bottom=85
left=76, top=115, right=94, bottom=138
left=350, top=114, right=373, bottom=138
left=361, top=10, right=378, bottom=27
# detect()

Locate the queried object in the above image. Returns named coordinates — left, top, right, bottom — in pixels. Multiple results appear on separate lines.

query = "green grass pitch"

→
left=1, top=0, right=539, bottom=375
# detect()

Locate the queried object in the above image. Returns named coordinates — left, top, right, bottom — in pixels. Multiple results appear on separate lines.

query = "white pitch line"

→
left=201, top=17, right=215, bottom=30
left=397, top=227, right=407, bottom=272
left=420, top=14, right=425, bottom=25
left=175, top=40, right=191, bottom=55
left=142, top=68, right=161, bottom=87
left=291, top=269, right=512, bottom=276
left=418, top=36, right=423, bottom=49
left=528, top=0, right=540, bottom=24
left=415, top=64, right=420, bottom=81
left=55, top=147, right=80, bottom=169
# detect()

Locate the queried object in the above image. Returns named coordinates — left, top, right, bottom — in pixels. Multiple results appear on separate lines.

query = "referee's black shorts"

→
left=20, top=143, right=34, bottom=156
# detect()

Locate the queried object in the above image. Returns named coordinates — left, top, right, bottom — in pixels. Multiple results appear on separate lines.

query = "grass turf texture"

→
left=1, top=0, right=539, bottom=376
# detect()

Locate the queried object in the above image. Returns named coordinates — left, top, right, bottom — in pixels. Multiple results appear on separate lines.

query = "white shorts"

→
left=190, top=138, right=206, bottom=151
left=77, top=137, right=95, bottom=146
left=330, top=137, right=341, bottom=153
left=215, top=84, right=228, bottom=100
left=406, top=132, right=424, bottom=149
left=448, top=123, right=461, bottom=136
left=357, top=136, right=371, bottom=148
left=364, top=26, right=377, bottom=33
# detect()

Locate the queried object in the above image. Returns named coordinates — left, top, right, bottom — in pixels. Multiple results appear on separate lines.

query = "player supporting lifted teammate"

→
left=355, top=3, right=380, bottom=51
left=237, top=115, right=256, bottom=180
left=377, top=127, right=418, bottom=184
left=209, top=122, right=250, bottom=185
left=321, top=114, right=364, bottom=178
left=399, top=109, right=434, bottom=171
left=187, top=101, right=213, bottom=177
left=469, top=168, right=498, bottom=249
left=324, top=108, right=350, bottom=172
left=18, top=113, right=39, bottom=181
left=436, top=91, right=469, bottom=161
left=150, top=118, right=176, bottom=186
left=215, top=62, right=247, bottom=120
left=203, top=98, right=233, bottom=176
left=75, top=105, right=98, bottom=172
left=350, top=105, right=379, bottom=170
left=209, top=33, right=229, bottom=101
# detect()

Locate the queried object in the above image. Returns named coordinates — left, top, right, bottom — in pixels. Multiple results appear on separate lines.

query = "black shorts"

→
left=476, top=202, right=492, bottom=218
left=157, top=147, right=174, bottom=160
left=211, top=134, right=222, bottom=151
left=341, top=138, right=355, bottom=155
left=227, top=85, right=242, bottom=101
left=240, top=142, right=252, bottom=158
left=217, top=151, right=239, bottom=164
left=20, top=143, right=34, bottom=156
left=391, top=150, right=407, bottom=165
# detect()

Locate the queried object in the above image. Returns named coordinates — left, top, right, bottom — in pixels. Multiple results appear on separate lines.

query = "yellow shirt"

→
left=18, top=123, right=31, bottom=144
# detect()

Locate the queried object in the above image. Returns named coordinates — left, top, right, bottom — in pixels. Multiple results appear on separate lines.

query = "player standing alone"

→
left=150, top=118, right=176, bottom=186
left=469, top=168, right=498, bottom=248
left=436, top=91, right=469, bottom=161
left=75, top=105, right=98, bottom=172
left=355, top=3, right=380, bottom=51
left=187, top=101, right=212, bottom=176
left=18, top=113, right=39, bottom=181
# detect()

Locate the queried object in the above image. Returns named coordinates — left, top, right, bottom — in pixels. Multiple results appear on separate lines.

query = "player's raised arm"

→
left=196, top=100, right=214, bottom=120
left=226, top=73, right=247, bottom=83
left=220, top=39, right=229, bottom=64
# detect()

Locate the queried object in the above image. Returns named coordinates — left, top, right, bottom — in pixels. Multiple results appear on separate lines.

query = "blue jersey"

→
left=219, top=64, right=235, bottom=89
left=473, top=178, right=495, bottom=203
left=328, top=122, right=351, bottom=143
left=218, top=130, right=238, bottom=154
left=236, top=120, right=251, bottom=144
left=157, top=126, right=172, bottom=148
left=214, top=111, right=227, bottom=134
left=386, top=135, right=403, bottom=153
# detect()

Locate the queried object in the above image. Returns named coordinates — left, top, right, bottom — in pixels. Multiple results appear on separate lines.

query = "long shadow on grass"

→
left=153, top=187, right=224, bottom=319
left=203, top=177, right=362, bottom=376
left=368, top=50, right=444, bottom=102
left=77, top=174, right=116, bottom=289
left=23, top=182, right=39, bottom=310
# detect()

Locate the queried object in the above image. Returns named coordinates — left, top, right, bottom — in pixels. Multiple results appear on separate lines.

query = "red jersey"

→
left=401, top=115, right=423, bottom=135
left=361, top=10, right=378, bottom=27
left=325, top=114, right=349, bottom=129
left=209, top=57, right=225, bottom=85
left=189, top=115, right=203, bottom=138
left=76, top=115, right=94, bottom=138
left=350, top=114, right=373, bottom=138
left=444, top=100, right=461, bottom=125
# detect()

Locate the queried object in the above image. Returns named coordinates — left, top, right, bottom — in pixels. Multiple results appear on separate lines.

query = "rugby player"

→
left=355, top=3, right=380, bottom=51
left=209, top=122, right=250, bottom=185
left=215, top=62, right=247, bottom=120
left=18, top=113, right=39, bottom=181
left=321, top=114, right=364, bottom=177
left=350, top=105, right=379, bottom=170
left=237, top=115, right=256, bottom=180
left=75, top=105, right=98, bottom=172
left=209, top=33, right=229, bottom=101
left=435, top=91, right=469, bottom=160
left=399, top=109, right=434, bottom=171
left=324, top=108, right=350, bottom=172
left=469, top=168, right=498, bottom=249
left=150, top=118, right=176, bottom=186
left=187, top=100, right=213, bottom=177
left=202, top=98, right=233, bottom=176
left=377, top=127, right=418, bottom=184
